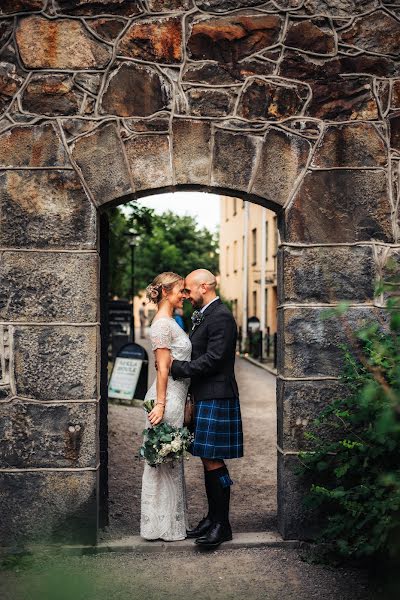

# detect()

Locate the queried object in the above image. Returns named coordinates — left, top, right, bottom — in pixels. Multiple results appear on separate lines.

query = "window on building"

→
left=242, top=200, right=245, bottom=209
left=252, top=228, right=257, bottom=266
left=232, top=299, right=238, bottom=320
left=264, top=288, right=268, bottom=329
left=233, top=197, right=237, bottom=216
left=252, top=290, right=257, bottom=316
left=273, top=215, right=278, bottom=273
left=233, top=240, right=238, bottom=273
left=226, top=245, right=229, bottom=276
left=265, top=221, right=269, bottom=261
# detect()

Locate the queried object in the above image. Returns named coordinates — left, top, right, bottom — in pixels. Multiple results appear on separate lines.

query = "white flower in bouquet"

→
left=170, top=438, right=182, bottom=452
left=159, top=443, right=172, bottom=457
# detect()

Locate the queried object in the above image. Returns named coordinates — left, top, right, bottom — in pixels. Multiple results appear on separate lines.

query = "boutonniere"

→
left=191, top=310, right=205, bottom=331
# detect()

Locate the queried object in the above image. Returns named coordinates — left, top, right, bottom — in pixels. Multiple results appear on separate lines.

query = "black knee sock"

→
left=204, top=467, right=214, bottom=520
left=207, top=465, right=233, bottom=526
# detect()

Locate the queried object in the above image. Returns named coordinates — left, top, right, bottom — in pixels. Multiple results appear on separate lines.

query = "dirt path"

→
left=0, top=547, right=375, bottom=600
left=101, top=330, right=276, bottom=540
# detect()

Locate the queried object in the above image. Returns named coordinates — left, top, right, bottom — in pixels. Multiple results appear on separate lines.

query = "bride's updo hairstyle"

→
left=145, top=272, right=184, bottom=304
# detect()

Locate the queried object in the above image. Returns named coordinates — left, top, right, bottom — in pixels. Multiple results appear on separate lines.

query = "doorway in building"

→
left=99, top=190, right=279, bottom=540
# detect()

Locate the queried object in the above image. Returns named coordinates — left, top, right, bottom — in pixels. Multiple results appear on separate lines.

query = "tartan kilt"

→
left=190, top=397, right=244, bottom=459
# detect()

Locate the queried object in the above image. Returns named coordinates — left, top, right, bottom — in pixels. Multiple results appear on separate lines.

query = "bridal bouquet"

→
left=140, top=399, right=194, bottom=467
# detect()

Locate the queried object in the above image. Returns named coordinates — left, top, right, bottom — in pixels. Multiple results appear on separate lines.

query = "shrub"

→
left=299, top=259, right=400, bottom=561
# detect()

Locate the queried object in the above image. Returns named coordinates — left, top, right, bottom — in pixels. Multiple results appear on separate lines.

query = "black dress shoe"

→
left=186, top=515, right=213, bottom=539
left=195, top=522, right=232, bottom=547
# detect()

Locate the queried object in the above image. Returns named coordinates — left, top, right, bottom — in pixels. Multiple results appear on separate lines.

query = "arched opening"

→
left=98, top=188, right=282, bottom=539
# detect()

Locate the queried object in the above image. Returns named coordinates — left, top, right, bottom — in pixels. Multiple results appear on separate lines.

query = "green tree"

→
left=107, top=205, right=219, bottom=298
left=107, top=204, right=153, bottom=298
left=134, top=210, right=219, bottom=293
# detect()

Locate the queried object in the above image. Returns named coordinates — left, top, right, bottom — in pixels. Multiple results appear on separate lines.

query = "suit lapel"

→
left=189, top=298, right=222, bottom=340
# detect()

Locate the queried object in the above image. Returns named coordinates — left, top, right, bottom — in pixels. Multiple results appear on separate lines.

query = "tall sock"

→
left=204, top=467, right=214, bottom=520
left=207, top=465, right=233, bottom=526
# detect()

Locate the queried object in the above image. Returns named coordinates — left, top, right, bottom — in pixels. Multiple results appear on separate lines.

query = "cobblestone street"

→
left=101, top=329, right=277, bottom=540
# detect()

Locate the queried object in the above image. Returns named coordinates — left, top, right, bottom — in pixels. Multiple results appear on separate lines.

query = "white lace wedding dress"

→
left=140, top=317, right=192, bottom=541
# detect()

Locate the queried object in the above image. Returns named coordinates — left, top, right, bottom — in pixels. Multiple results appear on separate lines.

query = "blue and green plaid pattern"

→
left=191, top=397, right=244, bottom=459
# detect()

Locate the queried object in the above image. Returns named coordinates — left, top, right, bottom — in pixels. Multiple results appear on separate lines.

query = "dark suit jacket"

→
left=171, top=298, right=239, bottom=402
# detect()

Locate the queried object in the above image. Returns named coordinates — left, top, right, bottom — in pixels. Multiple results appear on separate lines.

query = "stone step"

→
left=61, top=531, right=301, bottom=555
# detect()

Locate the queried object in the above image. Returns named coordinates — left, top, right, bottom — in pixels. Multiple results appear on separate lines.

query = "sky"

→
left=134, top=191, right=221, bottom=232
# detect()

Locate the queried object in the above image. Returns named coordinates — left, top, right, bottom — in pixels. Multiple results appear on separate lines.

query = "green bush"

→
left=299, top=259, right=400, bottom=562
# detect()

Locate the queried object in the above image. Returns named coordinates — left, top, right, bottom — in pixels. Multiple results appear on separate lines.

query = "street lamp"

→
left=124, top=228, right=139, bottom=342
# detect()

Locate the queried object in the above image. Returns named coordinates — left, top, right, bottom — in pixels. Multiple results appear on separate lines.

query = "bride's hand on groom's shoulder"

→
left=148, top=402, right=165, bottom=426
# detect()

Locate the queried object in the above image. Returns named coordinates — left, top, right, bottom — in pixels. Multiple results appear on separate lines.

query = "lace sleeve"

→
left=150, top=319, right=173, bottom=351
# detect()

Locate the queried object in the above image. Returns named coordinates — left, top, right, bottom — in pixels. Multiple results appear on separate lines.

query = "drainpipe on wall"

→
left=241, top=201, right=249, bottom=353
left=260, top=207, right=267, bottom=361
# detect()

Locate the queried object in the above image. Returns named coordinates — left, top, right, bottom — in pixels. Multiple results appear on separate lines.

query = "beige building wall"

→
left=219, top=196, right=278, bottom=334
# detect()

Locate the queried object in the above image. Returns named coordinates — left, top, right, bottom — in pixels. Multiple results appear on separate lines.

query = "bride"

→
left=140, top=271, right=191, bottom=541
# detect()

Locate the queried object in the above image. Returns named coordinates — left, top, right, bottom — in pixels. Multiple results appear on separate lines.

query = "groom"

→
left=171, top=269, right=243, bottom=548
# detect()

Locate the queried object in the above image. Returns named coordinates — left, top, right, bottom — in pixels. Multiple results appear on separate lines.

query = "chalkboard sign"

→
left=108, top=342, right=148, bottom=401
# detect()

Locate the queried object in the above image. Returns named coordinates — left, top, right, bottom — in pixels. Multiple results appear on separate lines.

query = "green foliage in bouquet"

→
left=140, top=399, right=193, bottom=467
left=299, top=259, right=400, bottom=561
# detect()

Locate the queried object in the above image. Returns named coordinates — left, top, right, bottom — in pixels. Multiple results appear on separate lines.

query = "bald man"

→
left=171, top=269, right=243, bottom=548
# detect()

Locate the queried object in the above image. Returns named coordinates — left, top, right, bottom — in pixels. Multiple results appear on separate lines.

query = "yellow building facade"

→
left=219, top=196, right=278, bottom=339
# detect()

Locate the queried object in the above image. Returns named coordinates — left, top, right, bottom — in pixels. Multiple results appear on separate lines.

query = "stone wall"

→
left=0, top=0, right=399, bottom=544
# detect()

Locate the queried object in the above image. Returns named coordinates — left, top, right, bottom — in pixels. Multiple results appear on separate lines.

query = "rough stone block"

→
left=0, top=400, right=97, bottom=468
left=285, top=18, right=335, bottom=55
left=21, top=74, right=83, bottom=116
left=186, top=88, right=235, bottom=117
left=389, top=113, right=400, bottom=153
left=340, top=10, right=400, bottom=56
left=278, top=306, right=389, bottom=378
left=0, top=170, right=97, bottom=249
left=16, top=15, right=111, bottom=69
left=277, top=379, right=351, bottom=452
left=0, top=385, right=11, bottom=400
left=391, top=81, right=400, bottom=110
left=172, top=119, right=211, bottom=185
left=125, top=134, right=173, bottom=191
left=307, top=77, right=378, bottom=121
left=311, top=123, right=387, bottom=168
left=285, top=170, right=393, bottom=243
left=118, top=16, right=183, bottom=64
left=196, top=0, right=268, bottom=10
left=0, top=252, right=98, bottom=322
left=279, top=50, right=399, bottom=81
left=0, top=123, right=69, bottom=168
left=72, top=122, right=132, bottom=206
left=237, top=78, right=308, bottom=121
left=100, top=62, right=170, bottom=117
left=301, top=0, right=379, bottom=17
left=148, top=0, right=191, bottom=10
left=183, top=62, right=241, bottom=85
left=277, top=453, right=317, bottom=540
left=86, top=17, right=125, bottom=42
left=53, top=0, right=141, bottom=16
left=211, top=129, right=258, bottom=192
left=0, top=63, right=24, bottom=116
left=188, top=14, right=283, bottom=62
left=13, top=325, right=98, bottom=400
left=252, top=128, right=311, bottom=207
left=0, top=0, right=43, bottom=13
left=278, top=245, right=375, bottom=304
left=0, top=471, right=98, bottom=545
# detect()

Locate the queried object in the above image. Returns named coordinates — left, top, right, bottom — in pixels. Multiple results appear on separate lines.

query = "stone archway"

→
left=0, top=0, right=398, bottom=546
